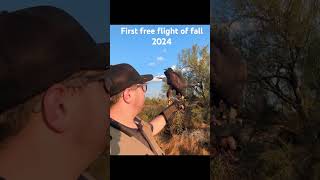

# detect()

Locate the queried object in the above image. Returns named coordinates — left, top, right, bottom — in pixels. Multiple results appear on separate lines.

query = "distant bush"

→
left=138, top=97, right=166, bottom=122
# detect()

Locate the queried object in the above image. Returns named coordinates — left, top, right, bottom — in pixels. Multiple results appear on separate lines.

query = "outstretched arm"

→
left=150, top=115, right=166, bottom=136
left=149, top=100, right=185, bottom=136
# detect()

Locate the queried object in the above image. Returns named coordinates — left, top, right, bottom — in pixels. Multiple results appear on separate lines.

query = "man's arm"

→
left=149, top=115, right=166, bottom=136
left=149, top=100, right=185, bottom=136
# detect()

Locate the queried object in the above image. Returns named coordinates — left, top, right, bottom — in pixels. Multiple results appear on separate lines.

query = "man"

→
left=0, top=6, right=109, bottom=180
left=109, top=63, right=184, bottom=155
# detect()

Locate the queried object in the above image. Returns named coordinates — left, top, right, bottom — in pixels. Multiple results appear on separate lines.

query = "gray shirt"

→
left=110, top=118, right=153, bottom=151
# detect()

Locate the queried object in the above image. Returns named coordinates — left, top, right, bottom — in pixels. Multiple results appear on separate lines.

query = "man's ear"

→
left=122, top=89, right=132, bottom=104
left=42, top=84, right=68, bottom=133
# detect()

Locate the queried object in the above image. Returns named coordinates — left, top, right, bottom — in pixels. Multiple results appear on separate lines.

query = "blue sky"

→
left=1, top=0, right=109, bottom=43
left=111, top=25, right=210, bottom=98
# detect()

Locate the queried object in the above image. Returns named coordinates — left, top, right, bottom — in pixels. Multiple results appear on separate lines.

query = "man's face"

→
left=65, top=72, right=109, bottom=158
left=130, top=83, right=147, bottom=113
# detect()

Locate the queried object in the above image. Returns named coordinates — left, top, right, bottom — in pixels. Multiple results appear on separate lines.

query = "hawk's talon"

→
left=167, top=98, right=173, bottom=105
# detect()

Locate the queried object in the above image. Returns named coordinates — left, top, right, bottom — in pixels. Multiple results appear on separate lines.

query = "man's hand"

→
left=160, top=99, right=185, bottom=123
left=150, top=99, right=185, bottom=136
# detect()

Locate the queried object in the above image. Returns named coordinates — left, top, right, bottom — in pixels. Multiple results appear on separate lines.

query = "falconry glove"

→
left=160, top=99, right=185, bottom=123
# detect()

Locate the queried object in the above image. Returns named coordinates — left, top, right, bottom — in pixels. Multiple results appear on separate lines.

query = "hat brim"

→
left=140, top=74, right=153, bottom=83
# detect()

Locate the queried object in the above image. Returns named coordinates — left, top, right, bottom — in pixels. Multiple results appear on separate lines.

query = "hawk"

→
left=164, top=68, right=188, bottom=100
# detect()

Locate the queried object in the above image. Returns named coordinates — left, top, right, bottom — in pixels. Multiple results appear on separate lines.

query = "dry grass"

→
left=139, top=97, right=210, bottom=155
left=156, top=122, right=210, bottom=155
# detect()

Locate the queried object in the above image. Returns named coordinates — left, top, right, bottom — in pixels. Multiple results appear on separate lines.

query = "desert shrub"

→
left=138, top=97, right=166, bottom=122
left=257, top=145, right=297, bottom=180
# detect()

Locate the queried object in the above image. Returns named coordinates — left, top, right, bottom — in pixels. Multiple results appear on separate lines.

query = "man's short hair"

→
left=0, top=94, right=41, bottom=145
left=110, top=91, right=123, bottom=106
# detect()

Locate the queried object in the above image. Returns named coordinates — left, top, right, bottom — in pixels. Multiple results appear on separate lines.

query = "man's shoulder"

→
left=110, top=125, right=121, bottom=138
left=110, top=125, right=155, bottom=155
left=134, top=117, right=153, bottom=132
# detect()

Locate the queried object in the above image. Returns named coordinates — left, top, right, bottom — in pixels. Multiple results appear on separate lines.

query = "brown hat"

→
left=0, top=6, right=108, bottom=113
left=109, top=63, right=153, bottom=96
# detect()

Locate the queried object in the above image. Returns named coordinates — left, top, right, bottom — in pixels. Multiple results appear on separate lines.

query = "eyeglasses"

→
left=78, top=70, right=111, bottom=94
left=137, top=84, right=148, bottom=92
left=130, top=83, right=147, bottom=93
left=32, top=70, right=110, bottom=113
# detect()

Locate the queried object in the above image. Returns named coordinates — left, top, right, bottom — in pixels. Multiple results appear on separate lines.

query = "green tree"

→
left=177, top=44, right=210, bottom=123
left=178, top=45, right=210, bottom=106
